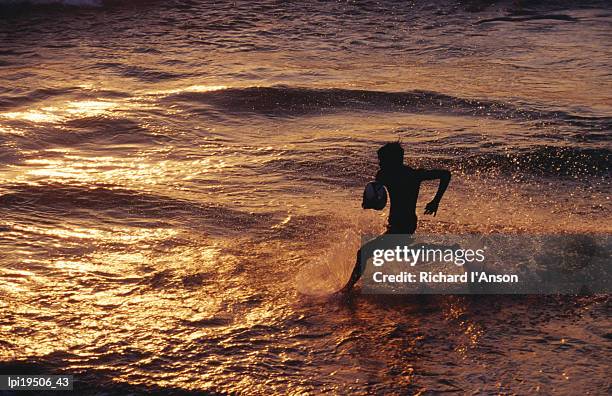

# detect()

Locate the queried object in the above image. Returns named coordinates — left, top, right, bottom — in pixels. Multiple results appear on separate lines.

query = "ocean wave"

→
left=0, top=117, right=172, bottom=159
left=164, top=86, right=611, bottom=129
left=451, top=146, right=611, bottom=177
left=0, top=88, right=76, bottom=110
left=475, top=14, right=579, bottom=25
left=0, top=87, right=131, bottom=112
left=261, top=146, right=611, bottom=184
left=0, top=183, right=278, bottom=234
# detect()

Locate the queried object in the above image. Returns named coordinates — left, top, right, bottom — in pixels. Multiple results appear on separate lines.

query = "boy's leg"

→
left=341, top=248, right=364, bottom=291
left=341, top=234, right=390, bottom=291
left=341, top=232, right=417, bottom=292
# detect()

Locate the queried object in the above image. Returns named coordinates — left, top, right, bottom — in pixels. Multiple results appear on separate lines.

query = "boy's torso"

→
left=377, top=165, right=422, bottom=232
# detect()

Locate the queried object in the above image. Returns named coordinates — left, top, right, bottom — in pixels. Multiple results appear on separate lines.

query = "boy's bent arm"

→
left=419, top=169, right=451, bottom=216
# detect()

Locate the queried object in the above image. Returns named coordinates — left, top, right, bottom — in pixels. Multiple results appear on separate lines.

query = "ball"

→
left=362, top=181, right=387, bottom=210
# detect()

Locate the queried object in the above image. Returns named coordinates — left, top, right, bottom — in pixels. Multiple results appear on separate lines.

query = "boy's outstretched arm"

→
left=419, top=169, right=451, bottom=216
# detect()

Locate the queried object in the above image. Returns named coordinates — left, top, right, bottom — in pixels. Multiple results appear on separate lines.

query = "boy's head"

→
left=377, top=142, right=404, bottom=169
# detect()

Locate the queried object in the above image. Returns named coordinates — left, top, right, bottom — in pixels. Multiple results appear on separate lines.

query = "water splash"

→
left=295, top=208, right=385, bottom=296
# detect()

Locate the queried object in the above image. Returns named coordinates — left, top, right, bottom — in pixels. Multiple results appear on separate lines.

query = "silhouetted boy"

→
left=341, top=142, right=451, bottom=291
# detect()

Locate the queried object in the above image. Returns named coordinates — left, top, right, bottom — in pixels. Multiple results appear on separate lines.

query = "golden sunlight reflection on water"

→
left=2, top=100, right=119, bottom=123
left=0, top=83, right=229, bottom=126
left=0, top=5, right=609, bottom=389
left=7, top=157, right=219, bottom=198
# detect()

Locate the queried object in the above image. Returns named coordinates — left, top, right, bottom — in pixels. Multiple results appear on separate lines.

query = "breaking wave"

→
left=165, top=86, right=612, bottom=130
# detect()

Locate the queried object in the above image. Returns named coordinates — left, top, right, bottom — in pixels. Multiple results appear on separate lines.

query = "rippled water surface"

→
left=0, top=0, right=610, bottom=394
